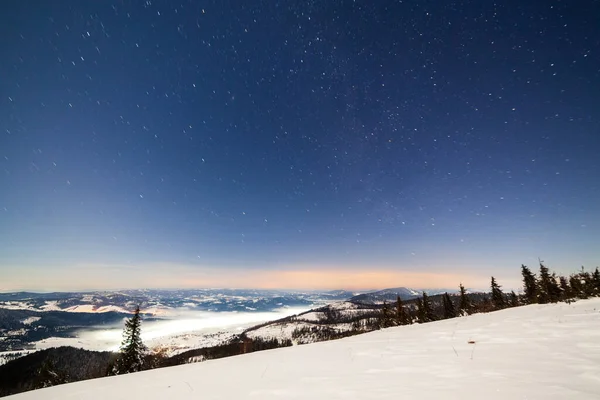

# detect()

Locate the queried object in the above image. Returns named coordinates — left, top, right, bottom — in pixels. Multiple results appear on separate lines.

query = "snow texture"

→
left=62, top=305, right=131, bottom=314
left=20, top=317, right=41, bottom=325
left=8, top=298, right=600, bottom=399
left=246, top=321, right=311, bottom=341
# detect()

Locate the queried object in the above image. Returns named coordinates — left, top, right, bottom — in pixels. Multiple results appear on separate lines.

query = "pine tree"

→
left=115, top=306, right=147, bottom=374
left=415, top=297, right=425, bottom=323
left=559, top=276, right=571, bottom=301
left=592, top=267, right=600, bottom=296
left=414, top=294, right=435, bottom=324
left=351, top=318, right=362, bottom=331
left=509, top=291, right=519, bottom=307
left=490, top=276, right=505, bottom=310
left=569, top=273, right=585, bottom=299
left=538, top=262, right=560, bottom=303
left=578, top=267, right=595, bottom=298
left=476, top=294, right=494, bottom=313
left=550, top=272, right=563, bottom=301
left=458, top=283, right=471, bottom=315
left=537, top=263, right=551, bottom=303
left=379, top=301, right=394, bottom=328
left=521, top=264, right=537, bottom=304
left=442, top=292, right=456, bottom=319
left=34, top=359, right=68, bottom=389
left=395, top=296, right=410, bottom=325
left=421, top=292, right=435, bottom=322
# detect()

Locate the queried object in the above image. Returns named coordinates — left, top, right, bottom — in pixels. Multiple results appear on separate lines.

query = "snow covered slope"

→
left=9, top=298, right=600, bottom=399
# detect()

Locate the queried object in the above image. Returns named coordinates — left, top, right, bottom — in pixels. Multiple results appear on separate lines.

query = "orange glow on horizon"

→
left=1, top=262, right=508, bottom=292
left=228, top=269, right=480, bottom=290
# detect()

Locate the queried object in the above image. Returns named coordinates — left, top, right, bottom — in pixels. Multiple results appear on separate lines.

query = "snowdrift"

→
left=8, top=298, right=600, bottom=399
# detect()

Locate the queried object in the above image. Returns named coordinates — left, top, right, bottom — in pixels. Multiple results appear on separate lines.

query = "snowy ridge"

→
left=349, top=287, right=420, bottom=304
left=62, top=305, right=131, bottom=314
left=244, top=301, right=367, bottom=344
left=9, top=298, right=600, bottom=399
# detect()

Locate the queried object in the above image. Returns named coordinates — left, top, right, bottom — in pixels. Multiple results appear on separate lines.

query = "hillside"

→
left=0, top=347, right=115, bottom=396
left=8, top=298, right=600, bottom=399
left=348, top=287, right=421, bottom=303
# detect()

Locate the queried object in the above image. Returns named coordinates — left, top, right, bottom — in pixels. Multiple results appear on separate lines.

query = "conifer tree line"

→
left=376, top=263, right=600, bottom=328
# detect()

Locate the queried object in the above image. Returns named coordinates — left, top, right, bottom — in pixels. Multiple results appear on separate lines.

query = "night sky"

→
left=1, top=1, right=599, bottom=291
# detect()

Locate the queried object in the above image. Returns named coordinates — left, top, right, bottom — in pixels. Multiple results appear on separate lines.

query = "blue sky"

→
left=1, top=0, right=599, bottom=291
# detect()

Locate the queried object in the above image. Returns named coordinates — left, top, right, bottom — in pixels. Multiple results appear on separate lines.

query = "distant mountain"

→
left=317, top=290, right=357, bottom=300
left=0, top=289, right=340, bottom=315
left=349, top=287, right=420, bottom=304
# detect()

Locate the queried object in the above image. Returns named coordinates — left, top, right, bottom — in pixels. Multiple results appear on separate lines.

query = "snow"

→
left=10, top=298, right=600, bottom=399
left=294, top=303, right=368, bottom=325
left=296, top=311, right=322, bottom=321
left=34, top=337, right=98, bottom=351
left=39, top=301, right=61, bottom=311
left=62, top=304, right=131, bottom=314
left=81, top=295, right=95, bottom=302
left=1, top=301, right=134, bottom=314
left=246, top=321, right=312, bottom=341
left=246, top=320, right=355, bottom=344
left=0, top=302, right=38, bottom=311
left=20, top=317, right=41, bottom=325
left=328, top=301, right=361, bottom=311
left=149, top=332, right=236, bottom=356
left=141, top=306, right=172, bottom=316
left=295, top=302, right=366, bottom=322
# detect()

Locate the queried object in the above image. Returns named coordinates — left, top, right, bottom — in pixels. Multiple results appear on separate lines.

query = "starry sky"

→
left=1, top=1, right=599, bottom=291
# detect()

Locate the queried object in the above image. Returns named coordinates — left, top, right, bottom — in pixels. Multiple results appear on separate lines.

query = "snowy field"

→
left=9, top=298, right=600, bottom=399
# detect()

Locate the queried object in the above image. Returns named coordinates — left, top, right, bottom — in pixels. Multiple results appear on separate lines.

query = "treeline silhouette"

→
left=0, top=347, right=116, bottom=396
left=288, top=263, right=599, bottom=341
left=163, top=336, right=292, bottom=368
left=372, top=263, right=600, bottom=330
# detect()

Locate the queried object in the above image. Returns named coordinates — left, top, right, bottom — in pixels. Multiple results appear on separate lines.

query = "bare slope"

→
left=9, top=298, right=600, bottom=400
